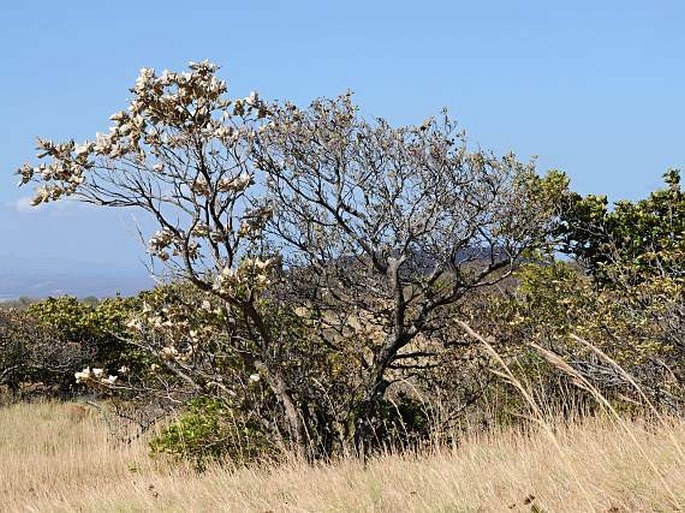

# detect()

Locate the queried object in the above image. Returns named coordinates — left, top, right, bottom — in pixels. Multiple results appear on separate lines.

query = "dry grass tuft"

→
left=1, top=401, right=684, bottom=512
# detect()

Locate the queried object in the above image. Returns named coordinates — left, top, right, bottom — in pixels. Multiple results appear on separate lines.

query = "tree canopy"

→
left=16, top=61, right=572, bottom=459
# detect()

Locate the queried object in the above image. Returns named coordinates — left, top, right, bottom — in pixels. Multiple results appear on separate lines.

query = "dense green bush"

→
left=0, top=295, right=140, bottom=399
left=28, top=295, right=137, bottom=370
left=0, top=307, right=84, bottom=397
left=559, top=169, right=684, bottom=285
left=149, top=397, right=279, bottom=471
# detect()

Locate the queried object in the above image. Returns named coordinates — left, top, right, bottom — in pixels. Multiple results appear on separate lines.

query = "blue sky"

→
left=1, top=1, right=684, bottom=296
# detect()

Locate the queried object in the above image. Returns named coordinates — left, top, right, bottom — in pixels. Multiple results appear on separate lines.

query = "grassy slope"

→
left=1, top=402, right=684, bottom=512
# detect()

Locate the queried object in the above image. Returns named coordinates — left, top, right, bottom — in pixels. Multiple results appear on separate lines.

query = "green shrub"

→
left=149, top=397, right=278, bottom=471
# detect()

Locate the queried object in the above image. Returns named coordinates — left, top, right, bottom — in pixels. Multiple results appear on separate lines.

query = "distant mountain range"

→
left=0, top=246, right=514, bottom=301
left=0, top=256, right=154, bottom=300
left=0, top=272, right=153, bottom=301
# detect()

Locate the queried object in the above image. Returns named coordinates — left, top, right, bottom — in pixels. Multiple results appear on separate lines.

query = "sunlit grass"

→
left=1, top=401, right=684, bottom=512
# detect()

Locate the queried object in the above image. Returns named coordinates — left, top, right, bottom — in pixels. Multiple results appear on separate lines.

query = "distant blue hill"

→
left=0, top=255, right=154, bottom=300
left=0, top=272, right=154, bottom=301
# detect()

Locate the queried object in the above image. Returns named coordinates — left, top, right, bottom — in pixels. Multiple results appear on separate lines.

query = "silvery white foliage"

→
left=18, top=61, right=273, bottom=303
left=74, top=366, right=118, bottom=386
left=254, top=92, right=566, bottom=432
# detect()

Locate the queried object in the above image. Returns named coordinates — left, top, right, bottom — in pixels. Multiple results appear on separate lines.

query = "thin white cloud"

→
left=8, top=196, right=79, bottom=215
left=13, top=196, right=42, bottom=214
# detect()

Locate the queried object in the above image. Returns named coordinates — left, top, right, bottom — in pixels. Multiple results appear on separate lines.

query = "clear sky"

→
left=1, top=0, right=684, bottom=296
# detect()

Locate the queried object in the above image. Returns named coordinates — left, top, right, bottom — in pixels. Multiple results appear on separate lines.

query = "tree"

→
left=28, top=296, right=135, bottom=370
left=0, top=307, right=90, bottom=397
left=556, top=171, right=684, bottom=397
left=17, top=62, right=567, bottom=459
left=255, top=95, right=567, bottom=452
left=559, top=169, right=684, bottom=285
left=18, top=61, right=313, bottom=457
left=0, top=296, right=136, bottom=399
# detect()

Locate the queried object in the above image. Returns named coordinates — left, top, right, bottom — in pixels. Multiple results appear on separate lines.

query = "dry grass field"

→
left=1, top=401, right=684, bottom=512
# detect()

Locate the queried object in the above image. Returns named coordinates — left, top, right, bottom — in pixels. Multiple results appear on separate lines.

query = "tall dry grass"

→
left=1, top=400, right=684, bottom=512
